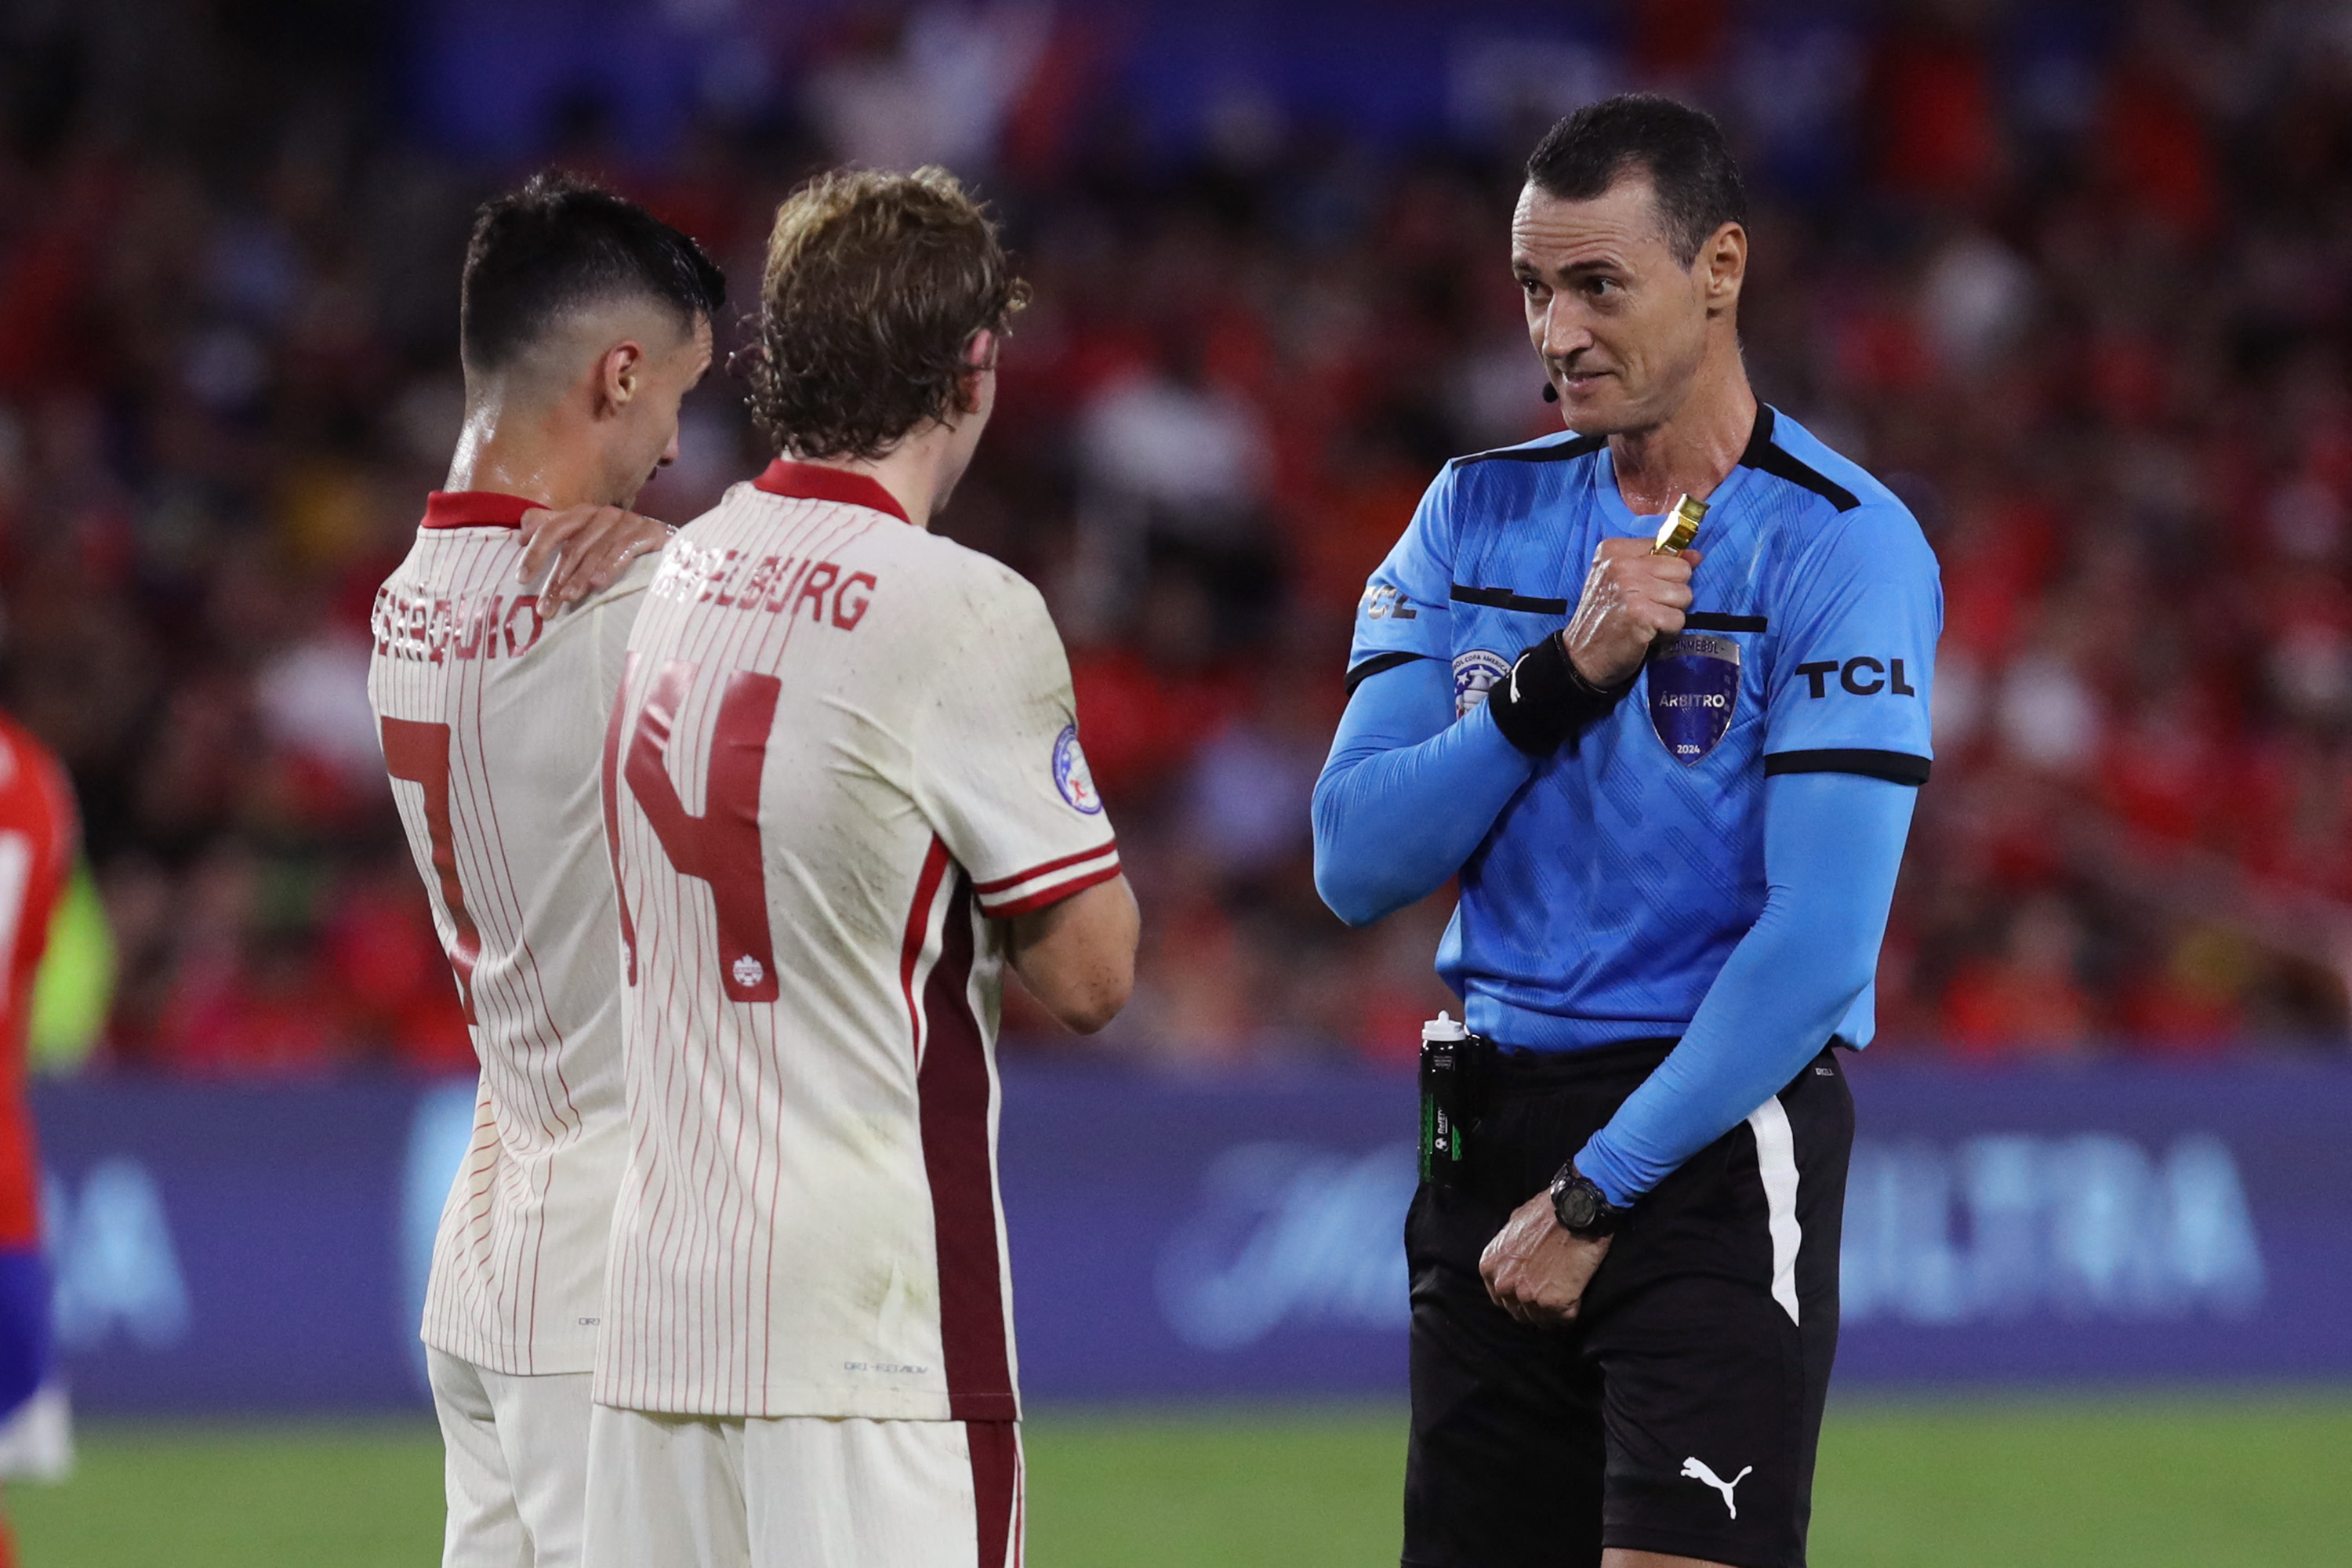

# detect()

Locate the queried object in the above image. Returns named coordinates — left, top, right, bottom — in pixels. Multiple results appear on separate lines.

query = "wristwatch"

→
left=1550, top=1163, right=1627, bottom=1238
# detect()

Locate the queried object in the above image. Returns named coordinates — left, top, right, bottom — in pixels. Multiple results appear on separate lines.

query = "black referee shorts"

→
left=1403, top=1036, right=1853, bottom=1568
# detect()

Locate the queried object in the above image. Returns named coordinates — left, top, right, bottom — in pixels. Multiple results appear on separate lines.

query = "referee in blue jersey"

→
left=1313, top=96, right=1940, bottom=1568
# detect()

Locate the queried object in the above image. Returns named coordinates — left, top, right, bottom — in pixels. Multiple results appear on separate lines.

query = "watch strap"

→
left=1550, top=1162, right=1626, bottom=1238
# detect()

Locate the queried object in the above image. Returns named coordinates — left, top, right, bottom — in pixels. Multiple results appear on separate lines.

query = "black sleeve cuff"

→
left=1486, top=636, right=1632, bottom=756
left=1342, top=651, right=1426, bottom=699
left=1763, top=748, right=1932, bottom=786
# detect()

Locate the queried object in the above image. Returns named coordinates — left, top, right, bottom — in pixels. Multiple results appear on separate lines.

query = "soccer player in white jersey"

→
left=584, top=167, right=1140, bottom=1568
left=368, top=172, right=724, bottom=1568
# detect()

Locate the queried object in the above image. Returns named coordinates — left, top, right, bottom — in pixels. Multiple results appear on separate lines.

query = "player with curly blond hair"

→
left=583, top=167, right=1135, bottom=1568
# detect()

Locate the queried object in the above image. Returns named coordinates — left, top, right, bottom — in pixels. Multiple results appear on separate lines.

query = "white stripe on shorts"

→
left=1746, top=1095, right=1802, bottom=1327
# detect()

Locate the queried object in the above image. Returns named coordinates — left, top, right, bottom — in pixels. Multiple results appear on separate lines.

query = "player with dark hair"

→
left=585, top=165, right=1136, bottom=1568
left=1315, top=95, right=1940, bottom=1568
left=453, top=170, right=732, bottom=610
left=368, top=169, right=723, bottom=1568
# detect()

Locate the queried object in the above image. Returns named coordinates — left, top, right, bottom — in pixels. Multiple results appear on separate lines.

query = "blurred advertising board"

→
left=29, top=1058, right=2352, bottom=1413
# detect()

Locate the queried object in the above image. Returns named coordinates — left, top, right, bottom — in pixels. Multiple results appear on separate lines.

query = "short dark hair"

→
left=459, top=171, right=726, bottom=376
left=745, top=166, right=1029, bottom=462
left=1524, top=94, right=1748, bottom=267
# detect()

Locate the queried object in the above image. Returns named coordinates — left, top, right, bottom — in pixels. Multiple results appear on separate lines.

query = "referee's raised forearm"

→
left=1312, top=658, right=1535, bottom=927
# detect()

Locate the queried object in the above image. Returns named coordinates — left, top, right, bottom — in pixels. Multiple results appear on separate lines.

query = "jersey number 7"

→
left=604, top=655, right=782, bottom=1004
left=381, top=717, right=481, bottom=1025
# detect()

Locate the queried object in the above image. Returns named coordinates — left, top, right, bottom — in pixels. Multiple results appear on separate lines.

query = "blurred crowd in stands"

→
left=4, top=0, right=2352, bottom=1076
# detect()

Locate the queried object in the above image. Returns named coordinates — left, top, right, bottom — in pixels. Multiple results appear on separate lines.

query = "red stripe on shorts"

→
left=966, top=1419, right=1021, bottom=1568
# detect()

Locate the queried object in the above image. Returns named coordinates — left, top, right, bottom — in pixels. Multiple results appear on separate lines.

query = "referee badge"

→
left=1451, top=650, right=1512, bottom=717
left=1648, top=633, right=1740, bottom=764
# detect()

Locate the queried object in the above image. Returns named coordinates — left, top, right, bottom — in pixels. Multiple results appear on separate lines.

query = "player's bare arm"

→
left=517, top=503, right=670, bottom=612
left=1560, top=539, right=1703, bottom=688
left=1008, top=874, right=1138, bottom=1034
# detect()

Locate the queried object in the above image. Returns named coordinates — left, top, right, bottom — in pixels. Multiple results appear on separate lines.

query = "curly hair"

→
left=742, top=166, right=1029, bottom=461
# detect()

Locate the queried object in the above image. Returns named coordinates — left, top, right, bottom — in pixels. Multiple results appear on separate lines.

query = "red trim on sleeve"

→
left=421, top=491, right=541, bottom=530
left=979, top=856, right=1123, bottom=920
left=971, top=840, right=1120, bottom=896
left=752, top=459, right=913, bottom=526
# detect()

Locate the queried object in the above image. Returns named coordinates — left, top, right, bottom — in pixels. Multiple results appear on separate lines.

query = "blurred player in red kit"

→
left=0, top=703, right=77, bottom=1567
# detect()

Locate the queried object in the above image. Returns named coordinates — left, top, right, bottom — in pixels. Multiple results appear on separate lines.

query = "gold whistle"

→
left=1653, top=493, right=1708, bottom=555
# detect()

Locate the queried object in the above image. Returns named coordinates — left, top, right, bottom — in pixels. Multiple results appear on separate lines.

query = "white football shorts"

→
left=580, top=1403, right=1022, bottom=1568
left=429, top=1348, right=594, bottom=1568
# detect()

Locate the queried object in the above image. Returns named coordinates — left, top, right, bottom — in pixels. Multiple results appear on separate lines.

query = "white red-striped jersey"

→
left=597, top=460, right=1119, bottom=1420
left=368, top=490, right=652, bottom=1376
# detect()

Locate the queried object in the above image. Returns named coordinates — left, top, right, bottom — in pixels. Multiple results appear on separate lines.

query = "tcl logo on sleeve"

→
left=1360, top=584, right=1417, bottom=621
left=1794, top=657, right=1917, bottom=698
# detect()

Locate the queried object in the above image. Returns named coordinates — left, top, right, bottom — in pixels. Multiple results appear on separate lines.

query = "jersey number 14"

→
left=604, top=656, right=782, bottom=1004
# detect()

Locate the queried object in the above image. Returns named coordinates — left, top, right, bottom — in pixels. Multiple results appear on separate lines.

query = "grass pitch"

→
left=8, top=1395, right=2349, bottom=1565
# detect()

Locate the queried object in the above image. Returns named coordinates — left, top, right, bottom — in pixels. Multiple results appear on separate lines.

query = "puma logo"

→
left=1680, top=1457, right=1753, bottom=1518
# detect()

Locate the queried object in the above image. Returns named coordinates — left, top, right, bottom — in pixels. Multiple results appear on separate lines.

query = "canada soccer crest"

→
left=1054, top=724, right=1103, bottom=814
left=1648, top=633, right=1740, bottom=764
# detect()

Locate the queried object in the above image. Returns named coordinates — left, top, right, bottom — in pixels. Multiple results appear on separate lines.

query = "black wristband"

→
left=1486, top=635, right=1632, bottom=756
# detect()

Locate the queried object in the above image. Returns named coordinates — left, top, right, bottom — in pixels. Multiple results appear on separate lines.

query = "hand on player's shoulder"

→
left=518, top=503, right=672, bottom=614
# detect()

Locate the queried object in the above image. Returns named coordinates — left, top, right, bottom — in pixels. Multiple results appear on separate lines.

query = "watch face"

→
left=1559, top=1182, right=1598, bottom=1229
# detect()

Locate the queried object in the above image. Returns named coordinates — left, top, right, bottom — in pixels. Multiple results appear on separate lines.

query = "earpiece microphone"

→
left=1541, top=383, right=1559, bottom=403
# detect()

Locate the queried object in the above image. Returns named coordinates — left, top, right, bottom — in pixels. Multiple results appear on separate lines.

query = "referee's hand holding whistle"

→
left=1482, top=1193, right=1610, bottom=1327
left=1561, top=537, right=1704, bottom=689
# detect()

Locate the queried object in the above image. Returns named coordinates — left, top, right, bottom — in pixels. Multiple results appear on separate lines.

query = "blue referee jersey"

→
left=1345, top=405, right=1942, bottom=1052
